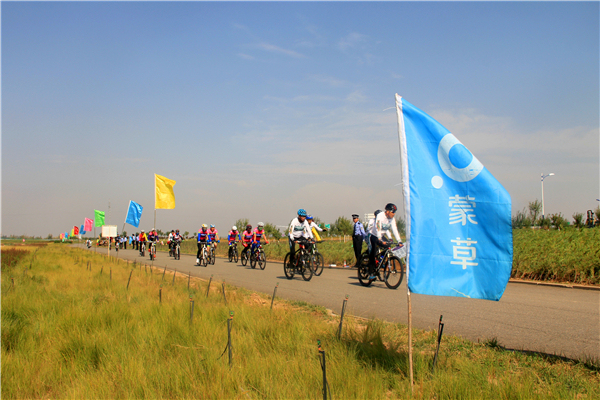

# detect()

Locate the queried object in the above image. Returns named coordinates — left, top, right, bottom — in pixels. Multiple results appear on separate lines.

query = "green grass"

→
left=513, top=228, right=600, bottom=284
left=2, top=244, right=599, bottom=399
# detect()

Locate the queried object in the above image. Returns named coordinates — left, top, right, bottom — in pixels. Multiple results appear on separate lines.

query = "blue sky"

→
left=2, top=1, right=598, bottom=237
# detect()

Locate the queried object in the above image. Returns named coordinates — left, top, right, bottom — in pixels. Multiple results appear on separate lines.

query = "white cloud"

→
left=256, top=42, right=305, bottom=58
left=338, top=32, right=368, bottom=51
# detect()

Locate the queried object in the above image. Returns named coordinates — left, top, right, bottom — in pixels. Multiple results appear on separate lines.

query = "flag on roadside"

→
left=155, top=174, right=176, bottom=209
left=84, top=218, right=93, bottom=232
left=60, top=233, right=64, bottom=240
left=125, top=200, right=144, bottom=228
left=80, top=225, right=85, bottom=234
left=395, top=94, right=512, bottom=301
left=95, top=210, right=105, bottom=227
left=73, top=226, right=79, bottom=235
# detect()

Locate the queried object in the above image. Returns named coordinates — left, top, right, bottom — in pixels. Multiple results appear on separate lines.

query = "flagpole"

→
left=407, top=289, right=414, bottom=394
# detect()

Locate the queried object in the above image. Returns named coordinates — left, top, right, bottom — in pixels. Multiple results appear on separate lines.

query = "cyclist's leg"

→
left=197, top=243, right=202, bottom=260
left=369, top=235, right=379, bottom=275
left=288, top=237, right=296, bottom=263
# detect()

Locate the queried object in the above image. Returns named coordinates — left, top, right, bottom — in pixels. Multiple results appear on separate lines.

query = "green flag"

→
left=94, top=210, right=105, bottom=227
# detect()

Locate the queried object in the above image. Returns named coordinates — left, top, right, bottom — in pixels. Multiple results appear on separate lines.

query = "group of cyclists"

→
left=122, top=203, right=402, bottom=283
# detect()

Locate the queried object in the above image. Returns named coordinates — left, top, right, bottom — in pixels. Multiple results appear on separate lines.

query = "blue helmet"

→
left=297, top=209, right=307, bottom=217
left=307, top=215, right=313, bottom=220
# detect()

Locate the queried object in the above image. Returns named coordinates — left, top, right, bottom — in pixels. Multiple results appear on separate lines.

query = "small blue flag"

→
left=80, top=225, right=85, bottom=234
left=125, top=200, right=144, bottom=228
left=396, top=95, right=512, bottom=301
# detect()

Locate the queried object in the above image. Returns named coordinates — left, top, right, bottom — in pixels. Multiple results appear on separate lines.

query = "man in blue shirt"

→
left=352, top=214, right=366, bottom=267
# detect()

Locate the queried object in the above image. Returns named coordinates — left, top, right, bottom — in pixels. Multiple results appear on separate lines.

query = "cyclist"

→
left=208, top=224, right=220, bottom=252
left=307, top=215, right=327, bottom=241
left=172, top=229, right=183, bottom=255
left=288, top=209, right=314, bottom=264
left=196, top=224, right=211, bottom=264
left=138, top=230, right=148, bottom=255
left=168, top=230, right=175, bottom=255
left=240, top=224, right=254, bottom=261
left=148, top=230, right=159, bottom=257
left=228, top=225, right=241, bottom=258
left=368, top=203, right=402, bottom=280
left=252, top=222, right=270, bottom=255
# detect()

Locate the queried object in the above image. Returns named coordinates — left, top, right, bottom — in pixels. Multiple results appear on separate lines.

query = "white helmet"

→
left=258, top=222, right=264, bottom=228
left=232, top=225, right=237, bottom=231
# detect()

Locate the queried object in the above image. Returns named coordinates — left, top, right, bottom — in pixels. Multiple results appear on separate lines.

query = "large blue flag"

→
left=396, top=94, right=512, bottom=301
left=125, top=200, right=143, bottom=228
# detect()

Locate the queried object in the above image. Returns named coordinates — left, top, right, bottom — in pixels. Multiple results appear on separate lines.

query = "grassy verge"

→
left=2, top=244, right=598, bottom=399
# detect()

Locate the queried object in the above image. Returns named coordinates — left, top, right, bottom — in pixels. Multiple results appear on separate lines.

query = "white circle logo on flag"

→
left=437, top=134, right=483, bottom=182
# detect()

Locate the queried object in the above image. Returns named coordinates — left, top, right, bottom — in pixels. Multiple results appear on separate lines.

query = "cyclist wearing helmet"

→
left=228, top=226, right=241, bottom=244
left=208, top=224, right=220, bottom=251
left=288, top=209, right=314, bottom=263
left=366, top=210, right=391, bottom=252
left=240, top=224, right=254, bottom=261
left=252, top=222, right=270, bottom=253
left=196, top=224, right=211, bottom=264
left=368, top=203, right=402, bottom=280
left=307, top=215, right=327, bottom=241
left=138, top=230, right=148, bottom=255
left=228, top=225, right=241, bottom=259
left=168, top=230, right=175, bottom=255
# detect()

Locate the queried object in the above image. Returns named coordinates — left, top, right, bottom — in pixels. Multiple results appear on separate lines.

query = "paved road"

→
left=81, top=245, right=599, bottom=361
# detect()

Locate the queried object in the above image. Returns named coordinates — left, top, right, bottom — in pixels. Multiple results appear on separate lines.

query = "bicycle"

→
left=250, top=243, right=267, bottom=270
left=283, top=240, right=313, bottom=281
left=228, top=241, right=239, bottom=263
left=310, top=241, right=325, bottom=276
left=149, top=241, right=157, bottom=261
left=357, top=242, right=405, bottom=289
left=209, top=243, right=217, bottom=265
left=140, top=242, right=146, bottom=257
left=197, top=242, right=209, bottom=267
left=173, top=240, right=181, bottom=260
left=241, top=243, right=251, bottom=266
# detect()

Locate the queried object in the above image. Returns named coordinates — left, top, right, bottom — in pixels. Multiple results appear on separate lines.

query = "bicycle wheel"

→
left=258, top=250, right=266, bottom=270
left=384, top=256, right=405, bottom=289
left=233, top=248, right=239, bottom=263
left=241, top=250, right=248, bottom=266
left=210, top=248, right=216, bottom=265
left=250, top=251, right=256, bottom=269
left=141, top=244, right=145, bottom=257
left=357, top=253, right=373, bottom=287
left=202, top=249, right=208, bottom=267
left=176, top=246, right=180, bottom=260
left=228, top=247, right=233, bottom=262
left=300, top=252, right=313, bottom=281
left=313, top=252, right=324, bottom=276
left=283, top=253, right=294, bottom=279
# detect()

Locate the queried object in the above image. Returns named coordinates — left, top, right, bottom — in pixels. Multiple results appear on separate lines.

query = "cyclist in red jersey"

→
left=240, top=224, right=254, bottom=261
left=251, top=222, right=270, bottom=254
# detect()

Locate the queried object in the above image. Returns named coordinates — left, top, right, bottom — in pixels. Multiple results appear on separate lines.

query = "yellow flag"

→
left=155, top=174, right=176, bottom=209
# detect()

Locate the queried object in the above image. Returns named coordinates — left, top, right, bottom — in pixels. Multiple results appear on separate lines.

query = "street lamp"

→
left=541, top=173, right=555, bottom=219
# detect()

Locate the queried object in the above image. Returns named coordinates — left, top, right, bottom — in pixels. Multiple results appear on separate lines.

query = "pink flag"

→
left=84, top=218, right=93, bottom=232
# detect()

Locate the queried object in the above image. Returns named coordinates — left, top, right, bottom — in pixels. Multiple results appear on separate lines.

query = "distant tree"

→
left=396, top=217, right=406, bottom=238
left=235, top=218, right=249, bottom=230
left=512, top=208, right=532, bottom=229
left=331, top=216, right=353, bottom=236
left=46, top=234, right=53, bottom=239
left=264, top=223, right=282, bottom=240
left=549, top=213, right=566, bottom=230
left=572, top=212, right=584, bottom=230
left=183, top=231, right=190, bottom=239
left=122, top=231, right=127, bottom=237
left=528, top=200, right=542, bottom=226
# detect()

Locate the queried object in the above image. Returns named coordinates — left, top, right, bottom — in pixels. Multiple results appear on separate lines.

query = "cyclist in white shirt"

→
left=368, top=203, right=402, bottom=280
left=288, top=208, right=314, bottom=264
